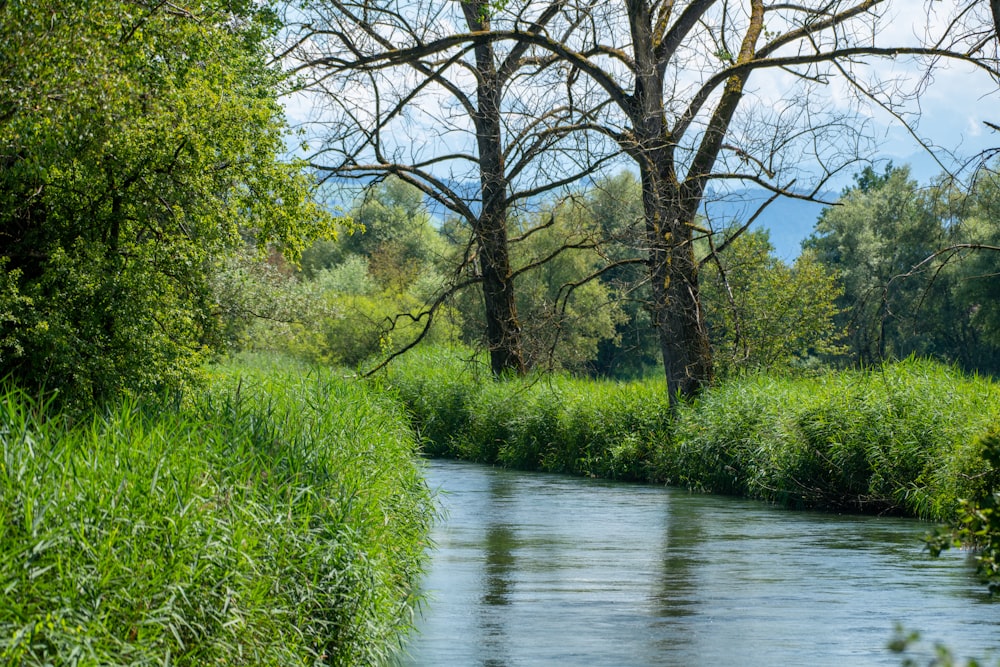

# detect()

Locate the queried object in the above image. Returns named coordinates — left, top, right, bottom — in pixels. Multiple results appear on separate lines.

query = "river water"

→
left=393, top=459, right=1000, bottom=666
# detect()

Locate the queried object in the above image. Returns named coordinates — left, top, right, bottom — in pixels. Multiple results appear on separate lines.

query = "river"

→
left=393, top=459, right=1000, bottom=666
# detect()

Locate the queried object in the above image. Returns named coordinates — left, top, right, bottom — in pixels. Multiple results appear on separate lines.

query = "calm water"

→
left=394, top=459, right=1000, bottom=667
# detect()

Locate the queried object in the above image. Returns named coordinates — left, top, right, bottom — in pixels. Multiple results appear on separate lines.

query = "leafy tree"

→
left=275, top=179, right=460, bottom=367
left=506, top=200, right=627, bottom=373
left=0, top=0, right=332, bottom=404
left=701, top=230, right=844, bottom=374
left=301, top=178, right=448, bottom=281
left=944, top=167, right=1000, bottom=371
left=804, top=166, right=945, bottom=364
left=584, top=172, right=663, bottom=379
left=805, top=164, right=1000, bottom=374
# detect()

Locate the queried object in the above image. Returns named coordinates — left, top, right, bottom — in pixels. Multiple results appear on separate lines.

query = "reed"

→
left=384, top=347, right=673, bottom=480
left=0, top=358, right=432, bottom=666
left=671, top=360, right=1000, bottom=518
left=386, top=347, right=999, bottom=521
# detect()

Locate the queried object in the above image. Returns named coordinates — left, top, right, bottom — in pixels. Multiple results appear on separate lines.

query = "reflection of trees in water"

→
left=656, top=495, right=702, bottom=621
left=484, top=523, right=516, bottom=606
left=477, top=470, right=518, bottom=667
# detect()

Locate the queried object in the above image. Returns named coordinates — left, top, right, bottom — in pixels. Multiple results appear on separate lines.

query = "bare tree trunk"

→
left=992, top=0, right=1000, bottom=42
left=640, top=166, right=713, bottom=405
left=464, top=0, right=526, bottom=377
left=626, top=0, right=716, bottom=404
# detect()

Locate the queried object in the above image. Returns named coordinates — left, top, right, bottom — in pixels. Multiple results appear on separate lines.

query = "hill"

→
left=701, top=189, right=833, bottom=260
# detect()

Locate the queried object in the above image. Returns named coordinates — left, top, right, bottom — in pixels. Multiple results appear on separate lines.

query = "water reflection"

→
left=479, top=473, right=516, bottom=667
left=483, top=523, right=516, bottom=605
left=396, top=460, right=1000, bottom=667
left=655, top=499, right=702, bottom=621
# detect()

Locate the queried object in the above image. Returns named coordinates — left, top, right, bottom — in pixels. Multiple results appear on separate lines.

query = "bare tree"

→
left=279, top=0, right=615, bottom=376
left=282, top=0, right=998, bottom=400
left=544, top=0, right=998, bottom=403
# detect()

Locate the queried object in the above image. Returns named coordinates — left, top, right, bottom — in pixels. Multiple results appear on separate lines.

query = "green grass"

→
left=381, top=346, right=673, bottom=481
left=0, top=357, right=432, bottom=666
left=669, top=361, right=1000, bottom=518
left=6, top=345, right=993, bottom=665
left=385, top=347, right=1000, bottom=521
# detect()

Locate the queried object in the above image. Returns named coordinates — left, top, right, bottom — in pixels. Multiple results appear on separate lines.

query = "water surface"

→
left=396, top=460, right=999, bottom=666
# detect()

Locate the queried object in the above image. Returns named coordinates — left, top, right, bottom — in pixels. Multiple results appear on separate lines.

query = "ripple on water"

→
left=395, top=460, right=1000, bottom=667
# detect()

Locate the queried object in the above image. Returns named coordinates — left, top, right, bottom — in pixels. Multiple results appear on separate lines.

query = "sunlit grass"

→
left=382, top=346, right=673, bottom=481
left=671, top=360, right=1000, bottom=518
left=0, top=357, right=432, bottom=665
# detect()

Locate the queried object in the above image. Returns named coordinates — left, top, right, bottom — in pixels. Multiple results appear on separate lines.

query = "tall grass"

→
left=382, top=346, right=674, bottom=481
left=385, top=347, right=1000, bottom=521
left=670, top=361, right=1000, bottom=518
left=0, top=357, right=432, bottom=666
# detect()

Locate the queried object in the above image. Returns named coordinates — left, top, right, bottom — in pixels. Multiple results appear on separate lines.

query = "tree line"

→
left=234, top=162, right=1000, bottom=382
left=2, top=0, right=1000, bottom=406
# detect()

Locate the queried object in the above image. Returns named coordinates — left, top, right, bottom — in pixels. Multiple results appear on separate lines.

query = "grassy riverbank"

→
left=386, top=347, right=1000, bottom=521
left=0, top=359, right=432, bottom=665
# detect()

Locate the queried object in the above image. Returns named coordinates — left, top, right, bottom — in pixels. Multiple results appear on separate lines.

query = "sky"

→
left=280, top=2, right=1000, bottom=259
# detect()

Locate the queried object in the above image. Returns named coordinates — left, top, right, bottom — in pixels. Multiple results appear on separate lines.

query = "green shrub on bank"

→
left=386, top=347, right=999, bottom=521
left=0, top=359, right=432, bottom=666
left=383, top=347, right=673, bottom=481
left=670, top=360, right=1000, bottom=518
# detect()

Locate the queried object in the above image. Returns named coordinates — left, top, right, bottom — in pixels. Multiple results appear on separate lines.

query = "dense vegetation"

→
left=2, top=1, right=999, bottom=662
left=0, top=0, right=333, bottom=406
left=244, top=173, right=848, bottom=380
left=806, top=164, right=1000, bottom=374
left=0, top=359, right=432, bottom=665
left=386, top=347, right=1000, bottom=523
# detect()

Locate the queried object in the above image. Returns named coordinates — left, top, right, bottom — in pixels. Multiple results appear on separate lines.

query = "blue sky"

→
left=282, top=7, right=1000, bottom=260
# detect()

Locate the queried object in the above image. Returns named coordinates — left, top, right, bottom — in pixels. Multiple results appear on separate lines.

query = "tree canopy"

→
left=806, top=162, right=1000, bottom=374
left=0, top=0, right=333, bottom=403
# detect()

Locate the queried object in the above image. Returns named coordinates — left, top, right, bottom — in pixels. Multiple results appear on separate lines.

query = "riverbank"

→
left=0, top=359, right=432, bottom=665
left=3, top=349, right=996, bottom=663
left=385, top=347, right=1000, bottom=521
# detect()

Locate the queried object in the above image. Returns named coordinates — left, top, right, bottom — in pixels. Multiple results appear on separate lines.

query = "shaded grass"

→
left=0, top=358, right=432, bottom=666
left=385, top=347, right=1000, bottom=521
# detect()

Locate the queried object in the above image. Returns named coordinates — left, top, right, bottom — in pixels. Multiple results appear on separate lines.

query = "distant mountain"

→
left=701, top=189, right=834, bottom=260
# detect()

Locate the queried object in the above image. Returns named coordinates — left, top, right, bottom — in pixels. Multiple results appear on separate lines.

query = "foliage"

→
left=943, top=167, right=1000, bottom=371
left=252, top=180, right=462, bottom=368
left=581, top=172, right=662, bottom=379
left=207, top=249, right=305, bottom=352
left=927, top=426, right=1000, bottom=594
left=889, top=625, right=996, bottom=667
left=0, top=0, right=333, bottom=406
left=292, top=176, right=633, bottom=374
left=805, top=163, right=1000, bottom=375
left=508, top=198, right=628, bottom=373
left=302, top=178, right=447, bottom=283
left=0, top=357, right=432, bottom=665
left=805, top=165, right=942, bottom=363
left=701, top=230, right=844, bottom=375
